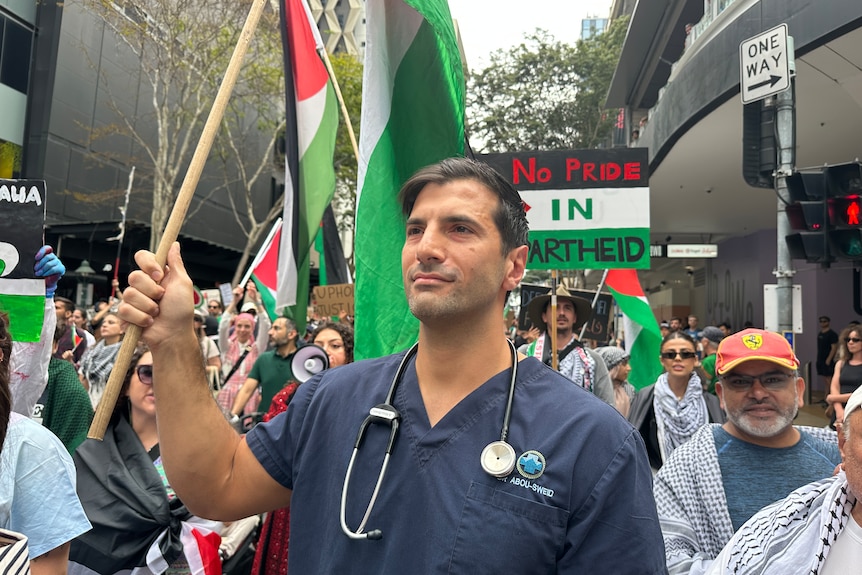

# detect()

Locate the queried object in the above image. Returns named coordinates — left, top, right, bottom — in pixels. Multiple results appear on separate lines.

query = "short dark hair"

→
left=55, top=296, right=75, bottom=313
left=274, top=317, right=298, bottom=343
left=819, top=316, right=830, bottom=322
left=398, top=157, right=529, bottom=255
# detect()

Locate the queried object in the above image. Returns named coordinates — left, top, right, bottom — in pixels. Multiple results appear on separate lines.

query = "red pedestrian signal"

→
left=825, top=162, right=862, bottom=260
left=845, top=197, right=859, bottom=226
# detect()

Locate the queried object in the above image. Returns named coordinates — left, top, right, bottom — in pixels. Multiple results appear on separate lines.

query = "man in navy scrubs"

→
left=120, top=158, right=666, bottom=573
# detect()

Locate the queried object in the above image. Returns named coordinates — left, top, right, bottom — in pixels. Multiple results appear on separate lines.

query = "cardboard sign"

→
left=313, top=283, right=354, bottom=317
left=0, top=180, right=47, bottom=341
left=202, top=288, right=222, bottom=308
left=480, top=149, right=651, bottom=270
left=519, top=283, right=612, bottom=343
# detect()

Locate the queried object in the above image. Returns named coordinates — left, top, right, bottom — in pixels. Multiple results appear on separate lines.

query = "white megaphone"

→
left=291, top=344, right=330, bottom=383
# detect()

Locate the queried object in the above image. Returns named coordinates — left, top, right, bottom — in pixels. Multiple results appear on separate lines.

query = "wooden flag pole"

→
left=550, top=270, right=559, bottom=371
left=88, top=0, right=269, bottom=440
left=319, top=48, right=359, bottom=163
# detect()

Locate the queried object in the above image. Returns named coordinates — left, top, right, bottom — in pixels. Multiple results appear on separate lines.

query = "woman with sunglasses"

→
left=70, top=348, right=223, bottom=574
left=628, top=331, right=725, bottom=470
left=827, top=325, right=862, bottom=430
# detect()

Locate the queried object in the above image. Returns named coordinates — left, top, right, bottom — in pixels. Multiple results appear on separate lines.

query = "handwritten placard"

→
left=312, top=283, right=354, bottom=317
left=0, top=180, right=47, bottom=341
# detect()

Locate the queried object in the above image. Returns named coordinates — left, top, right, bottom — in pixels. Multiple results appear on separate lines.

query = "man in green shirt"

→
left=700, top=325, right=725, bottom=394
left=229, top=317, right=299, bottom=418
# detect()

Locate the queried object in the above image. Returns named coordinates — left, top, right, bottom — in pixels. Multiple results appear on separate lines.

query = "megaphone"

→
left=291, top=344, right=330, bottom=383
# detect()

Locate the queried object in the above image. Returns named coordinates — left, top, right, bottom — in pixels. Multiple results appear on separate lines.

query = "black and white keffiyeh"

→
left=655, top=424, right=840, bottom=575
left=713, top=473, right=855, bottom=574
left=78, top=339, right=122, bottom=407
left=654, top=371, right=707, bottom=462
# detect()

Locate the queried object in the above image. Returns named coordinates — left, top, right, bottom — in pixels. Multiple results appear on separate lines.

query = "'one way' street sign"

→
left=739, top=23, right=791, bottom=104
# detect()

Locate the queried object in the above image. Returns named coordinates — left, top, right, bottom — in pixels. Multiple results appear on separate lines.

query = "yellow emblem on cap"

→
left=742, top=334, right=763, bottom=350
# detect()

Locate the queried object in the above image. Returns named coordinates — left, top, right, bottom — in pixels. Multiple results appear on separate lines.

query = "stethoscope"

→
left=339, top=340, right=519, bottom=541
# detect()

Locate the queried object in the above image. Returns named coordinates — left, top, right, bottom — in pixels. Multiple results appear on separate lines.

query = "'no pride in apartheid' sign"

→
left=480, top=148, right=650, bottom=270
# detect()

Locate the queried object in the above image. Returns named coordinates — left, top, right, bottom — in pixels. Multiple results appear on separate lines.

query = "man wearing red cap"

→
left=706, top=383, right=862, bottom=574
left=654, top=328, right=841, bottom=575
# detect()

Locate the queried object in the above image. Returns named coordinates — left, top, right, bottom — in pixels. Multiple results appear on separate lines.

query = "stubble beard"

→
left=727, top=393, right=799, bottom=438
left=407, top=289, right=478, bottom=323
left=406, top=276, right=501, bottom=325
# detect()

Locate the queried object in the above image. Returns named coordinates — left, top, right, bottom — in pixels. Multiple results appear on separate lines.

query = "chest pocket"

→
left=447, top=481, right=567, bottom=574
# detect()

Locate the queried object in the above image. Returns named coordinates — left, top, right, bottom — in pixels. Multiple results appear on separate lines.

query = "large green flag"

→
left=353, top=0, right=465, bottom=359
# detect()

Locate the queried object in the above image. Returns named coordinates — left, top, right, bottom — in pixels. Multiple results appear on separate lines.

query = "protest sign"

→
left=519, top=283, right=612, bottom=343
left=0, top=180, right=47, bottom=341
left=312, top=283, right=354, bottom=317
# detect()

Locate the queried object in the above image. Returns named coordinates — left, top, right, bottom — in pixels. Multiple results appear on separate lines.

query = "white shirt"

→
left=821, top=510, right=862, bottom=574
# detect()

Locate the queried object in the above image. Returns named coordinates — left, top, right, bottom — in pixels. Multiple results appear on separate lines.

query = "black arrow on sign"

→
left=748, top=75, right=782, bottom=92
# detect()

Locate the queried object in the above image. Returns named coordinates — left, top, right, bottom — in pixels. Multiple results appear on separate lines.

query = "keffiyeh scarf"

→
left=717, top=473, right=855, bottom=574
left=532, top=334, right=596, bottom=391
left=217, top=338, right=260, bottom=413
left=78, top=339, right=122, bottom=408
left=653, top=371, right=707, bottom=463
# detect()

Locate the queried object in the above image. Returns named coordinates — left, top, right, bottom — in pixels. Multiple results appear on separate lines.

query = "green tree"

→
left=467, top=16, right=629, bottom=152
left=328, top=52, right=362, bottom=238
left=79, top=0, right=284, bottom=259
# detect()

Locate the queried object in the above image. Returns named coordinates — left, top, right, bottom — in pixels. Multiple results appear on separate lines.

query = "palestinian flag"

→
left=245, top=218, right=282, bottom=322
left=275, top=0, right=339, bottom=334
left=353, top=0, right=465, bottom=359
left=71, top=325, right=84, bottom=349
left=606, top=269, right=662, bottom=390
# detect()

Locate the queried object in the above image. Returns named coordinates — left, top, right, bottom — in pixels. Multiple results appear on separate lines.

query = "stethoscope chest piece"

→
left=480, top=440, right=516, bottom=478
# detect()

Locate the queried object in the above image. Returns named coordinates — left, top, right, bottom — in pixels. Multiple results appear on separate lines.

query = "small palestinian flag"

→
left=71, top=326, right=83, bottom=350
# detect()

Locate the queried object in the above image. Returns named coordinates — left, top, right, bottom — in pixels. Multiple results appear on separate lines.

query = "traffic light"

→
left=784, top=170, right=831, bottom=264
left=826, top=162, right=862, bottom=260
left=742, top=100, right=776, bottom=189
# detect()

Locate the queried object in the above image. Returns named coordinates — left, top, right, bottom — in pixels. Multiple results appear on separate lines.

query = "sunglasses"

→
left=660, top=350, right=698, bottom=360
left=720, top=372, right=794, bottom=391
left=847, top=337, right=862, bottom=343
left=136, top=364, right=154, bottom=384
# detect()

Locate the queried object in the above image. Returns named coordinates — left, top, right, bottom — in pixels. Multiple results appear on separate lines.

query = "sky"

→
left=447, top=0, right=615, bottom=69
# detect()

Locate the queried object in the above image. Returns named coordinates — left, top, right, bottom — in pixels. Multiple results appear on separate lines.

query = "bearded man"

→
left=654, top=328, right=841, bottom=575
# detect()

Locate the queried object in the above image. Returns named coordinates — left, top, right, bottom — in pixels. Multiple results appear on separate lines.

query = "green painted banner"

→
left=0, top=293, right=44, bottom=341
left=527, top=228, right=650, bottom=269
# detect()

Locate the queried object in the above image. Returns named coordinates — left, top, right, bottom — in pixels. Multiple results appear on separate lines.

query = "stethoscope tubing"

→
left=339, top=340, right=518, bottom=541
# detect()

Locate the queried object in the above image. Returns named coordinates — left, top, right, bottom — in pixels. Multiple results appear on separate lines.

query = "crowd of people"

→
left=0, top=157, right=859, bottom=573
left=0, top=245, right=357, bottom=572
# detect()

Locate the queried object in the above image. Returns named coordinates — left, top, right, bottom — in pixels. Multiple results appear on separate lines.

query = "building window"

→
left=0, top=15, right=33, bottom=95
